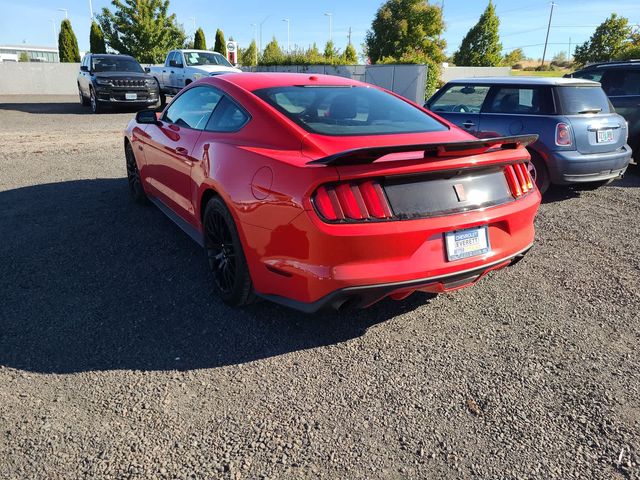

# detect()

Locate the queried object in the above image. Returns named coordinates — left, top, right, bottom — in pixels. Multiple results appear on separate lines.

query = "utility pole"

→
left=324, top=12, right=333, bottom=41
left=541, top=2, right=556, bottom=67
left=347, top=26, right=352, bottom=45
left=282, top=18, right=290, bottom=52
left=89, top=0, right=93, bottom=20
left=568, top=37, right=572, bottom=62
left=58, top=8, right=68, bottom=19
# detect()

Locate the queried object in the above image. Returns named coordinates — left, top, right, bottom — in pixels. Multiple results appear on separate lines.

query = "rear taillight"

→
left=555, top=122, right=572, bottom=146
left=312, top=180, right=393, bottom=222
left=504, top=163, right=534, bottom=198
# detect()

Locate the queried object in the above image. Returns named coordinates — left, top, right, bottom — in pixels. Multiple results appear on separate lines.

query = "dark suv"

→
left=78, top=54, right=159, bottom=113
left=426, top=77, right=631, bottom=192
left=566, top=60, right=640, bottom=162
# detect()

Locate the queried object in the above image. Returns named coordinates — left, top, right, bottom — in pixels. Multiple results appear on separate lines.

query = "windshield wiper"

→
left=578, top=108, right=602, bottom=114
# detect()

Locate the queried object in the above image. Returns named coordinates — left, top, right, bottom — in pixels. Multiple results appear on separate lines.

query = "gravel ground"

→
left=0, top=95, right=639, bottom=479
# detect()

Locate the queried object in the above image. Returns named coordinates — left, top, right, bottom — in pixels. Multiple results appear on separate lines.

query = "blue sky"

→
left=1, top=0, right=639, bottom=60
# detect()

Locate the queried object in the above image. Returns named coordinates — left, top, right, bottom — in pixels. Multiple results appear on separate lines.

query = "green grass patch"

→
left=511, top=69, right=568, bottom=77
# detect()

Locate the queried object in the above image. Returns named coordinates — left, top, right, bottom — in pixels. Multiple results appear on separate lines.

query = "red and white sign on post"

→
left=226, top=41, right=238, bottom=66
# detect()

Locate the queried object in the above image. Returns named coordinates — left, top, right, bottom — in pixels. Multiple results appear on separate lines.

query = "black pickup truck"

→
left=77, top=53, right=160, bottom=113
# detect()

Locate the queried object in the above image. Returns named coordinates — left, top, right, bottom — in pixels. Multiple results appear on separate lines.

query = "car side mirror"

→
left=169, top=60, right=178, bottom=68
left=136, top=109, right=159, bottom=125
left=80, top=65, right=89, bottom=72
left=144, top=66, right=150, bottom=73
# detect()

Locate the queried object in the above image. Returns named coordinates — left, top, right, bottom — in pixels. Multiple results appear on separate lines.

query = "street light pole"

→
left=282, top=18, right=290, bottom=52
left=259, top=15, right=270, bottom=53
left=541, top=2, right=556, bottom=67
left=89, top=0, right=93, bottom=20
left=58, top=8, right=68, bottom=19
left=324, top=12, right=333, bottom=41
left=51, top=18, right=57, bottom=45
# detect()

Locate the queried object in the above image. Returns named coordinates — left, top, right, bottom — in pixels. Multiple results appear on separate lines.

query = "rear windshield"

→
left=254, top=86, right=447, bottom=136
left=92, top=57, right=143, bottom=73
left=557, top=86, right=611, bottom=114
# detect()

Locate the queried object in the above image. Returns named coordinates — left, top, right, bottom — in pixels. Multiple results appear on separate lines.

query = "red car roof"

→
left=208, top=72, right=362, bottom=91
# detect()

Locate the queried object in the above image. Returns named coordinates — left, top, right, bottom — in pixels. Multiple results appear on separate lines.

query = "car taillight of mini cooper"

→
left=124, top=73, right=541, bottom=312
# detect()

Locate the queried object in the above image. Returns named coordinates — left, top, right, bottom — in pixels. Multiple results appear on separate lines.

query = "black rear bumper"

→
left=258, top=245, right=533, bottom=313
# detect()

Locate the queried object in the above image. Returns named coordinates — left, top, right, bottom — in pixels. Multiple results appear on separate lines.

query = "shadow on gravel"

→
left=0, top=179, right=428, bottom=374
left=0, top=102, right=154, bottom=115
left=541, top=173, right=640, bottom=203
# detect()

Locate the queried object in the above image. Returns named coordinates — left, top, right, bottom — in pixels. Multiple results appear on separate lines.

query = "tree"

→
left=366, top=0, right=445, bottom=64
left=240, top=39, right=258, bottom=66
left=58, top=19, right=81, bottom=62
left=365, top=0, right=446, bottom=97
left=18, top=52, right=29, bottom=62
left=324, top=40, right=338, bottom=60
left=97, top=0, right=186, bottom=64
left=503, top=48, right=524, bottom=67
left=193, top=27, right=206, bottom=50
left=573, top=14, right=631, bottom=65
left=452, top=1, right=502, bottom=66
left=344, top=43, right=357, bottom=63
left=259, top=37, right=284, bottom=65
left=90, top=21, right=107, bottom=53
left=214, top=29, right=227, bottom=56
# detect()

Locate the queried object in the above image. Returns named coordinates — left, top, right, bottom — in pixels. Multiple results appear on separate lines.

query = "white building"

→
left=0, top=45, right=59, bottom=62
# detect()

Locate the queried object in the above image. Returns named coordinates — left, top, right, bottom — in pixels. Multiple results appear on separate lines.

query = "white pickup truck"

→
left=149, top=49, right=241, bottom=102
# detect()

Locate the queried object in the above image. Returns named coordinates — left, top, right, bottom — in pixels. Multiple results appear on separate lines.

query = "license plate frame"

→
left=444, top=226, right=491, bottom=262
left=596, top=129, right=614, bottom=143
left=125, top=92, right=138, bottom=100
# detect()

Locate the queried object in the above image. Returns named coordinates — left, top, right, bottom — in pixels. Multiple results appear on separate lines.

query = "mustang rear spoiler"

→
left=306, top=134, right=539, bottom=167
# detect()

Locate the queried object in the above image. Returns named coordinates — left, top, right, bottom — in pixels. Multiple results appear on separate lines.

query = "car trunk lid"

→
left=556, top=85, right=627, bottom=154
left=303, top=134, right=538, bottom=221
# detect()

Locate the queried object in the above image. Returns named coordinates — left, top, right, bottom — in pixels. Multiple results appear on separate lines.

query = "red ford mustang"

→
left=124, top=73, right=541, bottom=312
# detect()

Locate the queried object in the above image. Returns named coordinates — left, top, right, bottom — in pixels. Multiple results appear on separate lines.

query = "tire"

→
left=527, top=149, right=551, bottom=194
left=78, top=87, right=89, bottom=106
left=125, top=142, right=147, bottom=204
left=89, top=87, right=102, bottom=114
left=159, top=91, right=167, bottom=108
left=203, top=197, right=255, bottom=306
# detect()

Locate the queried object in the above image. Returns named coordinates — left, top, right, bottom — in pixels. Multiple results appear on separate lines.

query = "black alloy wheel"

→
left=203, top=197, right=255, bottom=306
left=125, top=142, right=147, bottom=203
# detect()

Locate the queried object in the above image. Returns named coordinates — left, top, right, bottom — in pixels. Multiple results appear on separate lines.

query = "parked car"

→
left=565, top=60, right=640, bottom=163
left=124, top=73, right=540, bottom=312
left=148, top=49, right=241, bottom=104
left=78, top=53, right=160, bottom=113
left=426, top=77, right=632, bottom=192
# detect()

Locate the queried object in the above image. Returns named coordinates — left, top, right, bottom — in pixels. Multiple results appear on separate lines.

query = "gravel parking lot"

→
left=0, top=95, right=639, bottom=479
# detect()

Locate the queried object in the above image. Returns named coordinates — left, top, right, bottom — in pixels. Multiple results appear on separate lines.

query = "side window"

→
left=486, top=87, right=553, bottom=114
left=173, top=52, right=184, bottom=68
left=165, top=52, right=175, bottom=67
left=163, top=87, right=223, bottom=130
left=572, top=70, right=604, bottom=82
left=601, top=69, right=640, bottom=96
left=430, top=85, right=490, bottom=113
left=205, top=96, right=250, bottom=132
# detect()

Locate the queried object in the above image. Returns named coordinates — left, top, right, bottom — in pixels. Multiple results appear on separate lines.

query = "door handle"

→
left=162, top=70, right=166, bottom=73
left=175, top=147, right=189, bottom=156
left=462, top=121, right=475, bottom=128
